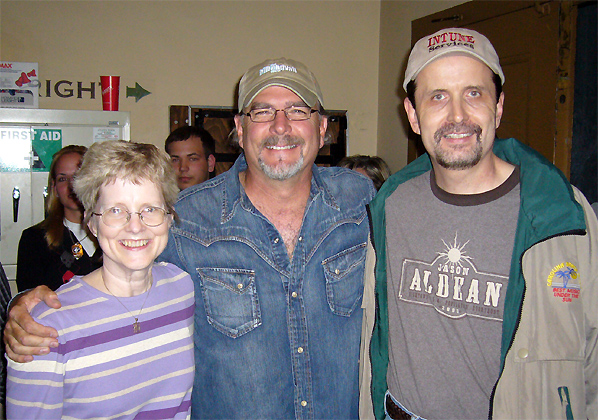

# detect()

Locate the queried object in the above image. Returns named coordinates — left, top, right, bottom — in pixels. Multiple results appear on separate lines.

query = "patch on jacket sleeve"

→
left=547, top=262, right=580, bottom=302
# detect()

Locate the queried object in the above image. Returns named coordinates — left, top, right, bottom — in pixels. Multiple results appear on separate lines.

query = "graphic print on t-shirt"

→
left=398, top=232, right=507, bottom=321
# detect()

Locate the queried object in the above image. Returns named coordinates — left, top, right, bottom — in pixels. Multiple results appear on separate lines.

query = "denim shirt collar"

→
left=222, top=154, right=340, bottom=222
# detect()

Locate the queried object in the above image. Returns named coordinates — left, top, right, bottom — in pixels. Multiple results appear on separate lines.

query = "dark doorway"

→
left=570, top=1, right=597, bottom=205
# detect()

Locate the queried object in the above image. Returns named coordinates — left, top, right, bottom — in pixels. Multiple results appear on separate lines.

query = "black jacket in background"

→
left=16, top=223, right=102, bottom=292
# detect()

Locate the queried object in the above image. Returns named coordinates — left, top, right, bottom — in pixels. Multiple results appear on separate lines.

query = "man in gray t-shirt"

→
left=360, top=27, right=598, bottom=420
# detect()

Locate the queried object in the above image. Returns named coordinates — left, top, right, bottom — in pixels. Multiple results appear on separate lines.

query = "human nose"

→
left=447, top=98, right=468, bottom=124
left=269, top=109, right=292, bottom=135
left=125, top=212, right=145, bottom=232
left=179, top=159, right=189, bottom=173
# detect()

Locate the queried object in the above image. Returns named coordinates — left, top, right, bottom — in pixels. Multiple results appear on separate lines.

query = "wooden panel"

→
left=554, top=1, right=577, bottom=178
left=193, top=108, right=238, bottom=175
left=169, top=105, right=191, bottom=132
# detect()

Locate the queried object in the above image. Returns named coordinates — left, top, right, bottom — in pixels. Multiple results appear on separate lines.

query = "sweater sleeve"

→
left=6, top=315, right=64, bottom=419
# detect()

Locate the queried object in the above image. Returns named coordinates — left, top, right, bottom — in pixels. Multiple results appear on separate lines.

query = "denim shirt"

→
left=160, top=155, right=375, bottom=419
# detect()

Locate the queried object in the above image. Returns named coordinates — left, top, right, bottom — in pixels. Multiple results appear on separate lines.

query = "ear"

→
left=404, top=97, right=421, bottom=135
left=87, top=214, right=98, bottom=237
left=207, top=154, right=216, bottom=173
left=495, top=92, right=505, bottom=129
left=318, top=115, right=328, bottom=149
left=234, top=114, right=244, bottom=149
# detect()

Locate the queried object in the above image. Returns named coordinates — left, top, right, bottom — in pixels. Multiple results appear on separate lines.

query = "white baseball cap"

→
left=403, top=27, right=505, bottom=91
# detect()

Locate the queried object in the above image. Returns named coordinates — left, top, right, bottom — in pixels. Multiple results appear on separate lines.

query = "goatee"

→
left=433, top=122, right=483, bottom=170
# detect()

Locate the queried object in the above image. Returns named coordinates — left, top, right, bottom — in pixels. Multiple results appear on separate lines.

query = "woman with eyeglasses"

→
left=7, top=141, right=194, bottom=419
left=16, top=145, right=102, bottom=292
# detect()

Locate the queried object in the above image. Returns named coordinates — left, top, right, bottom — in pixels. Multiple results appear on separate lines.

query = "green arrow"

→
left=126, top=82, right=151, bottom=102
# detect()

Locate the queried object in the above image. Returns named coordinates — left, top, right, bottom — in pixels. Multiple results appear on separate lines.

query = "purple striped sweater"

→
left=7, top=262, right=195, bottom=420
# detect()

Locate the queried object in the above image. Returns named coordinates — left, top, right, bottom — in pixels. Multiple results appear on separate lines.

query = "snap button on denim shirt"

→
left=160, top=155, right=375, bottom=420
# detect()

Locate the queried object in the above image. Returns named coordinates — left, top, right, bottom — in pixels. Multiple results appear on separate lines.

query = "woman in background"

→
left=7, top=140, right=194, bottom=419
left=338, top=154, right=391, bottom=191
left=16, top=145, right=101, bottom=291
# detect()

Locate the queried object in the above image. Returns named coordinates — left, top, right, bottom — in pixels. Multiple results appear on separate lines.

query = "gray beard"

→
left=258, top=135, right=305, bottom=180
left=433, top=122, right=483, bottom=170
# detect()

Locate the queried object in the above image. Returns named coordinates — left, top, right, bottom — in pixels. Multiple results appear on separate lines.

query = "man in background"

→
left=360, top=27, right=597, bottom=420
left=165, top=125, right=216, bottom=190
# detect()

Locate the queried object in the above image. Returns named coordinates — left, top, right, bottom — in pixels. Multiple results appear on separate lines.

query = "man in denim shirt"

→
left=5, top=58, right=375, bottom=419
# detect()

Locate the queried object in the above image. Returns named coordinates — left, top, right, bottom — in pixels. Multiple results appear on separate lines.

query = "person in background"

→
left=360, top=27, right=597, bottom=419
left=338, top=155, right=391, bottom=191
left=165, top=125, right=216, bottom=190
left=16, top=145, right=101, bottom=291
left=6, top=140, right=194, bottom=419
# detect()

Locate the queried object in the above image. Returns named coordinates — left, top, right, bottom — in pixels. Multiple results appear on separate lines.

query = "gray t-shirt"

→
left=385, top=168, right=520, bottom=420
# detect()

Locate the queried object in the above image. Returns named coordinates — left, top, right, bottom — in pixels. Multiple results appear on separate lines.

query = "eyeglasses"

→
left=243, top=106, right=319, bottom=123
left=92, top=206, right=170, bottom=227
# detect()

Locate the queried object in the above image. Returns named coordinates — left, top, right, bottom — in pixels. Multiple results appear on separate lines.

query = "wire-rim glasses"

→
left=92, top=206, right=170, bottom=227
left=243, top=106, right=319, bottom=123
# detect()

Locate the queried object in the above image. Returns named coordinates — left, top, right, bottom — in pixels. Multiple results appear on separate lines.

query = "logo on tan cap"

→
left=403, top=28, right=505, bottom=91
left=237, top=57, right=324, bottom=112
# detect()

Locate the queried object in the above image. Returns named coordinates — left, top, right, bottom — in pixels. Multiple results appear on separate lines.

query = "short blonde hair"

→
left=73, top=141, right=178, bottom=224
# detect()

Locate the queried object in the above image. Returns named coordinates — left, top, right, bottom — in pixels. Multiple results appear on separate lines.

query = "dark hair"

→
left=165, top=126, right=216, bottom=157
left=42, top=145, right=88, bottom=249
left=337, top=155, right=391, bottom=191
left=406, top=71, right=503, bottom=110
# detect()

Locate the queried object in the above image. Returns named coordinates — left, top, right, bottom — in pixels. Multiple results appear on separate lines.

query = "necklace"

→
left=67, top=228, right=87, bottom=260
left=101, top=270, right=152, bottom=334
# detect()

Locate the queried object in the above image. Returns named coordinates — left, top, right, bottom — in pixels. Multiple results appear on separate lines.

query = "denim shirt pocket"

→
left=197, top=267, right=262, bottom=338
left=322, top=243, right=366, bottom=317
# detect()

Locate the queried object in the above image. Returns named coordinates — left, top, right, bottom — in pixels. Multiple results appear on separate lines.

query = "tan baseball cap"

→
left=237, top=58, right=324, bottom=112
left=403, top=27, right=505, bottom=91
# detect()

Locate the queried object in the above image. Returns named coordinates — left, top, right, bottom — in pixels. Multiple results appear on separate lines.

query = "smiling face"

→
left=234, top=86, right=327, bottom=182
left=52, top=152, right=83, bottom=222
left=405, top=54, right=504, bottom=172
left=168, top=136, right=215, bottom=190
left=88, top=178, right=171, bottom=277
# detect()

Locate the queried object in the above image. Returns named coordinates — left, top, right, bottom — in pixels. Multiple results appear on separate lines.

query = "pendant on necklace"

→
left=71, top=242, right=84, bottom=259
left=133, top=318, right=141, bottom=334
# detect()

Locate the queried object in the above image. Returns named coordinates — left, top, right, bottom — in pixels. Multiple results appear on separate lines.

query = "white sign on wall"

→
left=0, top=62, right=39, bottom=109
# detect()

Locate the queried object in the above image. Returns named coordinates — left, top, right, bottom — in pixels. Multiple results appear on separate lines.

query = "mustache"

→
left=261, top=135, right=305, bottom=148
left=434, top=122, right=482, bottom=143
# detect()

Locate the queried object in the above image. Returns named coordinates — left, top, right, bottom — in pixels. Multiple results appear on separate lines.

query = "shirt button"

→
left=301, top=400, right=307, bottom=407
left=297, top=347, right=304, bottom=353
left=518, top=348, right=529, bottom=359
left=274, top=238, right=279, bottom=244
left=237, top=283, right=243, bottom=290
left=291, top=291, right=298, bottom=298
left=335, top=269, right=340, bottom=275
left=298, top=236, right=303, bottom=242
